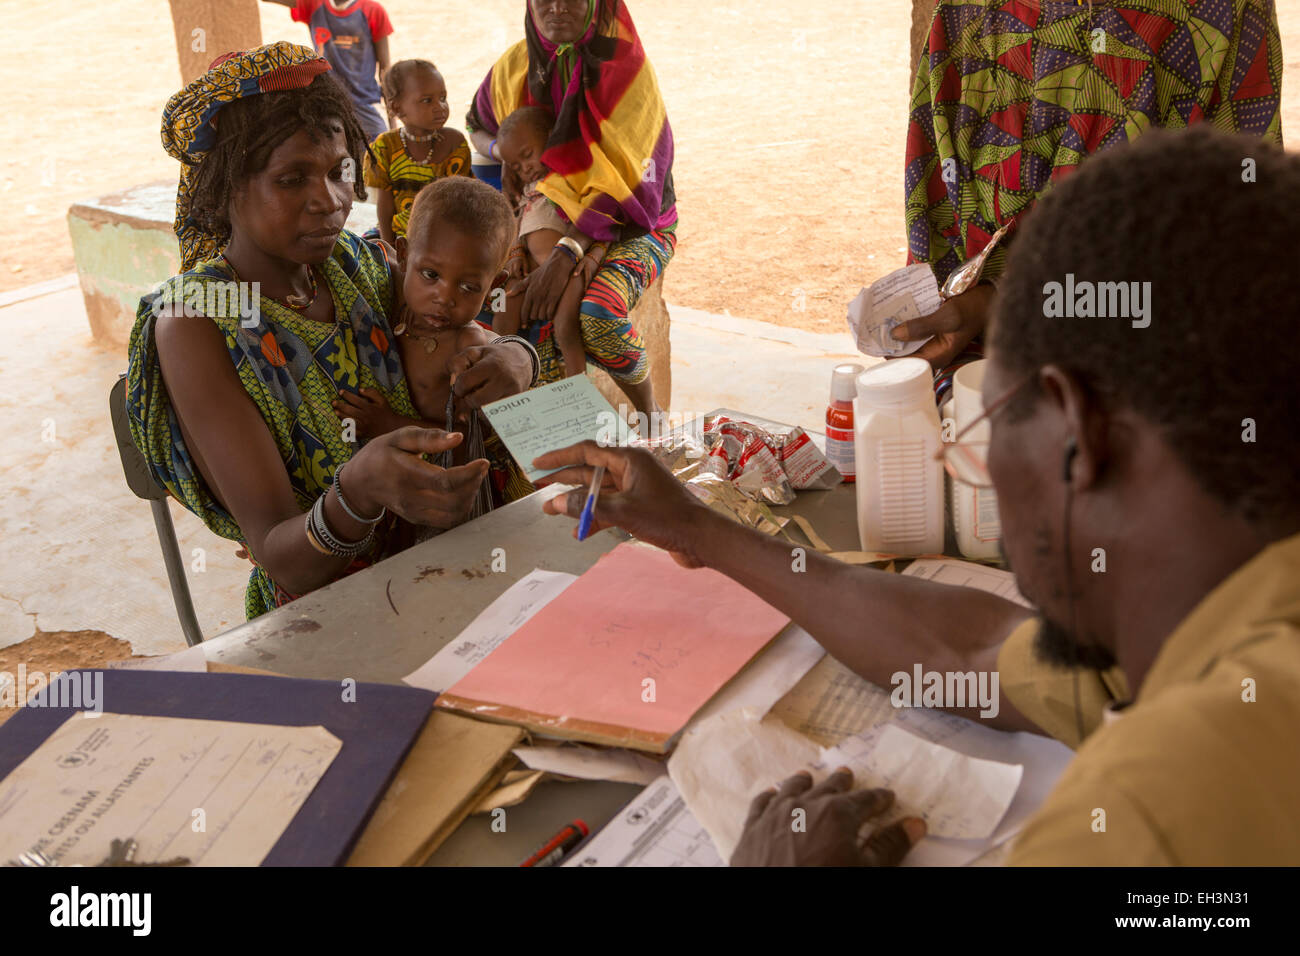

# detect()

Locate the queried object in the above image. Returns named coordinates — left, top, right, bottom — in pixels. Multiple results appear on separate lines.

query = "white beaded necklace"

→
left=400, top=126, right=442, bottom=165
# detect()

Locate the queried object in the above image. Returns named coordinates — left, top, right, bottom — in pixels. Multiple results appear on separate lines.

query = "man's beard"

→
left=1034, top=616, right=1118, bottom=671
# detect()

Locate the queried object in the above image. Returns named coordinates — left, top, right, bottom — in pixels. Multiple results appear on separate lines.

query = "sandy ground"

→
left=5, top=1, right=1295, bottom=332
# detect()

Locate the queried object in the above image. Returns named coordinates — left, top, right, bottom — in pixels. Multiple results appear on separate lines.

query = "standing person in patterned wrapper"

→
left=465, top=0, right=678, bottom=416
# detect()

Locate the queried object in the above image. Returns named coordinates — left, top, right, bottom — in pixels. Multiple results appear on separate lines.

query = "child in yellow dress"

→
left=364, top=59, right=472, bottom=246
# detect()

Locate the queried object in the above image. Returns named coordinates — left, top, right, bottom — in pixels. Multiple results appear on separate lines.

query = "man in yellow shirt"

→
left=534, top=126, right=1300, bottom=865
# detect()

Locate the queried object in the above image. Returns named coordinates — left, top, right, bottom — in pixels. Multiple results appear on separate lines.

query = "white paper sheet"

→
left=564, top=775, right=724, bottom=867
left=815, top=722, right=1022, bottom=839
left=668, top=702, right=1064, bottom=864
left=873, top=707, right=1073, bottom=867
left=479, top=377, right=629, bottom=481
left=402, top=569, right=577, bottom=692
left=667, top=707, right=823, bottom=860
left=512, top=743, right=664, bottom=786
left=847, top=264, right=943, bottom=358
left=900, top=557, right=1031, bottom=608
left=0, top=712, right=340, bottom=867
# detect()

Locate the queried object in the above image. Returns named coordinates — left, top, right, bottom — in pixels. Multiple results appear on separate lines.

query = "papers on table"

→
left=563, top=776, right=724, bottom=868
left=901, top=557, right=1032, bottom=608
left=0, top=713, right=339, bottom=867
left=847, top=263, right=943, bottom=358
left=480, top=376, right=629, bottom=482
left=814, top=721, right=1022, bottom=840
left=877, top=708, right=1073, bottom=866
left=403, top=569, right=577, bottom=692
left=770, top=653, right=898, bottom=746
left=434, top=543, right=790, bottom=752
left=689, top=624, right=826, bottom=725
left=667, top=702, right=1066, bottom=865
left=512, top=743, right=664, bottom=786
left=505, top=623, right=822, bottom=785
left=667, top=708, right=822, bottom=859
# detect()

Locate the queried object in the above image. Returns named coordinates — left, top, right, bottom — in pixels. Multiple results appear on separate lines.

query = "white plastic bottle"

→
left=854, top=358, right=944, bottom=555
left=948, top=360, right=1002, bottom=559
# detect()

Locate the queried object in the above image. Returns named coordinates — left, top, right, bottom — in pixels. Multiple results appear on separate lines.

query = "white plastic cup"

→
left=948, top=360, right=1001, bottom=559
left=853, top=358, right=944, bottom=555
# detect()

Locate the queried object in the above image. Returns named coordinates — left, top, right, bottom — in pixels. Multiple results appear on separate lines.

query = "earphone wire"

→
left=1063, top=462, right=1085, bottom=745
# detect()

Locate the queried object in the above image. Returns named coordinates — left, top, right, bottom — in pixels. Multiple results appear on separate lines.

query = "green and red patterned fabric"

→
left=906, top=0, right=1284, bottom=285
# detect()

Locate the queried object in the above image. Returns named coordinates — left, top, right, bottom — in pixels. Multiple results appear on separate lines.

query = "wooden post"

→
left=587, top=277, right=672, bottom=414
left=167, top=0, right=263, bottom=85
left=910, top=0, right=940, bottom=84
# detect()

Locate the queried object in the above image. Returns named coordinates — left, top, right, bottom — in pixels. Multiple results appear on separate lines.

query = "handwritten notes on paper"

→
left=435, top=543, right=791, bottom=752
left=770, top=653, right=898, bottom=746
left=480, top=376, right=629, bottom=482
left=816, top=722, right=1023, bottom=839
left=0, top=713, right=340, bottom=866
left=668, top=706, right=1025, bottom=861
left=847, top=263, right=943, bottom=358
left=900, top=557, right=1032, bottom=607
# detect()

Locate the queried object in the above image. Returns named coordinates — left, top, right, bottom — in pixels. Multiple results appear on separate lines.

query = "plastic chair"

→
left=109, top=373, right=204, bottom=647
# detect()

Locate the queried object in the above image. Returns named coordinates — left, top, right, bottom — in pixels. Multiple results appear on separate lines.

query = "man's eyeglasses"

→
left=933, top=373, right=1034, bottom=488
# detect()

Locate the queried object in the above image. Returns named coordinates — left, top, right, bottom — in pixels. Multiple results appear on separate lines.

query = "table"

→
left=201, top=414, right=863, bottom=865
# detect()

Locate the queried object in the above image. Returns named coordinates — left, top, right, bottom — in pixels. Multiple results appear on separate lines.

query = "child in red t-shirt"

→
left=262, top=0, right=393, bottom=143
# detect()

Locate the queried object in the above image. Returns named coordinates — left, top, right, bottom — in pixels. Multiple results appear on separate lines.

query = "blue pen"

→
left=577, top=465, right=605, bottom=541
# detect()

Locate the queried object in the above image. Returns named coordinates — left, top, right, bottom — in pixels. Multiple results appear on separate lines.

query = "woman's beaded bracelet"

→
left=333, top=463, right=385, bottom=525
left=308, top=494, right=374, bottom=558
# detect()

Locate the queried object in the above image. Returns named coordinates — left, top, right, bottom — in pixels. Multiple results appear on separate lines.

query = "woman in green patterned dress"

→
left=127, top=43, right=538, bottom=619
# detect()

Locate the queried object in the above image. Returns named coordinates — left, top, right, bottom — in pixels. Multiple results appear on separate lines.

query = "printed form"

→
left=0, top=713, right=339, bottom=866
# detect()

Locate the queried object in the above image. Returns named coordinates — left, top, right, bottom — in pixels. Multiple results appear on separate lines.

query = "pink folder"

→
left=436, top=543, right=791, bottom=752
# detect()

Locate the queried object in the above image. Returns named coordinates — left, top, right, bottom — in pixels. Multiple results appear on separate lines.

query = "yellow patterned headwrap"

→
left=161, top=42, right=332, bottom=270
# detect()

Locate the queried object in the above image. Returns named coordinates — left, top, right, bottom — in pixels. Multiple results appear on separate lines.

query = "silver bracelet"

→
left=333, top=463, right=385, bottom=525
left=491, top=335, right=541, bottom=387
left=310, top=494, right=374, bottom=558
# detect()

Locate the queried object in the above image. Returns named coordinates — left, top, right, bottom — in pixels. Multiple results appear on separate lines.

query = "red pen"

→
left=519, top=819, right=589, bottom=867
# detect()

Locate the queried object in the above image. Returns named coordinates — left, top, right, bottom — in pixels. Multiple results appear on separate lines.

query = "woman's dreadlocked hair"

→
left=188, top=72, right=369, bottom=243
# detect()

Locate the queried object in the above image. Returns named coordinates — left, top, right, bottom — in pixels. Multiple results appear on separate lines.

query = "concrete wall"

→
left=586, top=277, right=672, bottom=412
left=67, top=183, right=182, bottom=350
left=68, top=182, right=378, bottom=349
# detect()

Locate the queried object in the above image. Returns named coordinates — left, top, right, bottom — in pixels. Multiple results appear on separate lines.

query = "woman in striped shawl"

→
left=466, top=0, right=677, bottom=414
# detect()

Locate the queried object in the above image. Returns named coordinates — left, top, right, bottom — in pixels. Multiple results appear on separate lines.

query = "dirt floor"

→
left=4, top=1, right=1295, bottom=333
left=0, top=630, right=138, bottom=724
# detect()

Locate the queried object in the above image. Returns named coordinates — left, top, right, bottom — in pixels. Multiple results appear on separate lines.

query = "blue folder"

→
left=0, top=670, right=437, bottom=866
